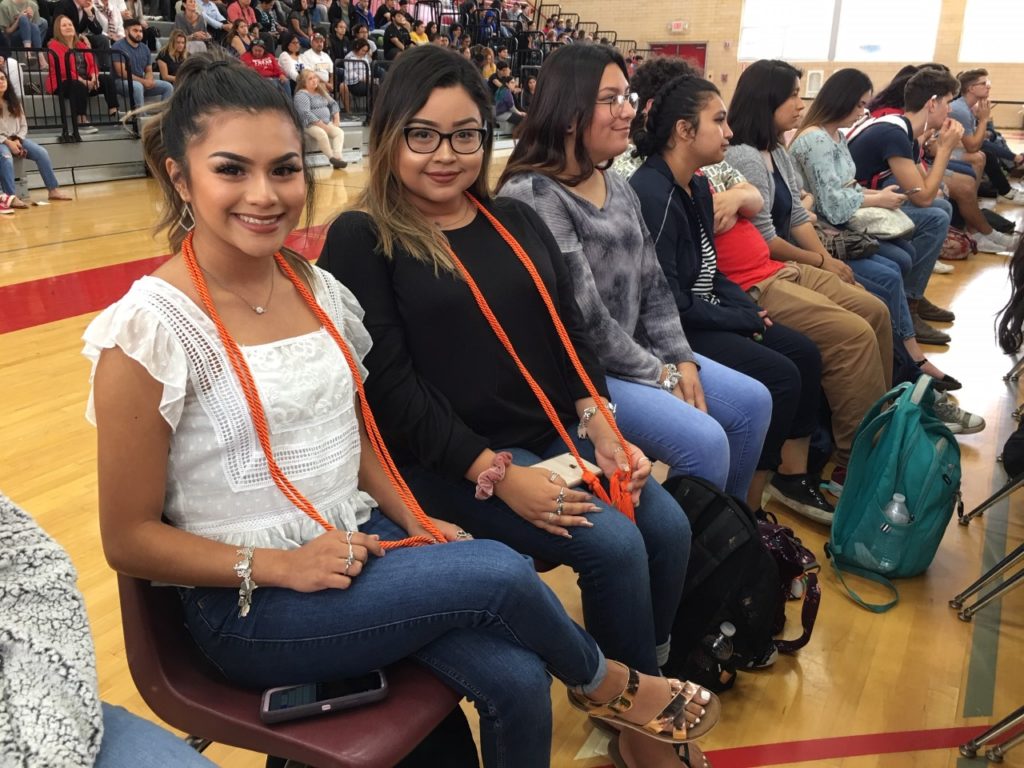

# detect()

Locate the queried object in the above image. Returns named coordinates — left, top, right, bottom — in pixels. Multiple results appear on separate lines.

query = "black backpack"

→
left=661, top=476, right=820, bottom=692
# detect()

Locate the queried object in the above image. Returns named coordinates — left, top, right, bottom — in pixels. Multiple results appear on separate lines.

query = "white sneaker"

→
left=933, top=261, right=955, bottom=274
left=992, top=229, right=1020, bottom=249
left=998, top=189, right=1024, bottom=205
left=973, top=231, right=1011, bottom=253
left=932, top=393, right=986, bottom=435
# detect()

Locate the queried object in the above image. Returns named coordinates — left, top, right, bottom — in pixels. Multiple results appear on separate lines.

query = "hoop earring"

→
left=177, top=203, right=195, bottom=232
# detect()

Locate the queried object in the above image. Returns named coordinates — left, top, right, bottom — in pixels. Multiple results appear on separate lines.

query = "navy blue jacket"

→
left=630, top=155, right=764, bottom=336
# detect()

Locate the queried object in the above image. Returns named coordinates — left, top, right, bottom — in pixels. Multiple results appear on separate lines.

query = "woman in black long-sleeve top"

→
left=319, top=46, right=713, bottom=768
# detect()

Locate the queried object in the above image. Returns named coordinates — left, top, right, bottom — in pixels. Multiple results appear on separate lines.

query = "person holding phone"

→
left=319, top=46, right=710, bottom=768
left=88, top=55, right=717, bottom=768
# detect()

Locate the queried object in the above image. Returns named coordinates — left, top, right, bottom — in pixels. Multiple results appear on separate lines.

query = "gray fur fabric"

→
left=0, top=492, right=103, bottom=767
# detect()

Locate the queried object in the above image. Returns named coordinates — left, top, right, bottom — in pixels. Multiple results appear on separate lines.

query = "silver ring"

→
left=557, top=487, right=566, bottom=502
left=345, top=530, right=354, bottom=544
left=549, top=471, right=559, bottom=483
left=556, top=499, right=564, bottom=515
left=548, top=511, right=557, bottom=522
left=455, top=529, right=471, bottom=540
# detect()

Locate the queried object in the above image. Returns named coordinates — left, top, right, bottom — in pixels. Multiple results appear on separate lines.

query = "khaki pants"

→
left=750, top=263, right=892, bottom=464
left=305, top=123, right=345, bottom=161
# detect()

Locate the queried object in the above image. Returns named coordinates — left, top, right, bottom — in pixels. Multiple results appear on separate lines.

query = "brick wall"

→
left=557, top=0, right=1024, bottom=127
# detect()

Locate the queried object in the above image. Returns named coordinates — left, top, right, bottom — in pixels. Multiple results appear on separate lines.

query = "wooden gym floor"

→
left=1, top=150, right=1022, bottom=768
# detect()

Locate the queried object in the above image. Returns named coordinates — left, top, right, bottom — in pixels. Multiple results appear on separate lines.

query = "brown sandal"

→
left=568, top=664, right=721, bottom=744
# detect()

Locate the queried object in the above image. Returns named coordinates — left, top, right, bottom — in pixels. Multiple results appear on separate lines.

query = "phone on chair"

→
left=260, top=670, right=388, bottom=724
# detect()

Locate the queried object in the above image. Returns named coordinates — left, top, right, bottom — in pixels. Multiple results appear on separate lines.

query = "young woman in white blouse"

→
left=85, top=55, right=717, bottom=768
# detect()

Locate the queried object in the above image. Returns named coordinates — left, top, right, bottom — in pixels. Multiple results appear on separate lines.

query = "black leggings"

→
left=57, top=76, right=118, bottom=119
left=687, top=323, right=822, bottom=471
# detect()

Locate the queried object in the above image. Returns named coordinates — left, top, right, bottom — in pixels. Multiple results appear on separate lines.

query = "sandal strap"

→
left=604, top=665, right=640, bottom=714
left=644, top=681, right=689, bottom=736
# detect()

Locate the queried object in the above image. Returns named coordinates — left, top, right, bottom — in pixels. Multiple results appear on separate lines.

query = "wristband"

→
left=578, top=402, right=617, bottom=439
left=475, top=451, right=513, bottom=500
left=234, top=546, right=257, bottom=618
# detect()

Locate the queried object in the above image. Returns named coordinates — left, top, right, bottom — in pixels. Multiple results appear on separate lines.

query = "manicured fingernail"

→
left=562, top=532, right=573, bottom=539
left=589, top=505, right=600, bottom=512
left=581, top=520, right=594, bottom=527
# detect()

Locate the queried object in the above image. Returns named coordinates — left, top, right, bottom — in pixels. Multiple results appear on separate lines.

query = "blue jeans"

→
left=880, top=185, right=952, bottom=300
left=849, top=254, right=913, bottom=340
left=12, top=14, right=46, bottom=47
left=0, top=138, right=60, bottom=194
left=95, top=703, right=217, bottom=767
left=402, top=432, right=690, bottom=676
left=181, top=511, right=604, bottom=768
left=608, top=353, right=771, bottom=497
left=118, top=77, right=174, bottom=109
left=310, top=4, right=327, bottom=22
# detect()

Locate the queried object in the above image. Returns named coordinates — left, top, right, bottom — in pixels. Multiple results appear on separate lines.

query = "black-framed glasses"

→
left=596, top=91, right=640, bottom=116
left=403, top=126, right=489, bottom=154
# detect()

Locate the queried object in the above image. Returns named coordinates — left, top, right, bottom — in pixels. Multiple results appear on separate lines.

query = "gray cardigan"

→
left=498, top=171, right=695, bottom=386
left=724, top=143, right=810, bottom=242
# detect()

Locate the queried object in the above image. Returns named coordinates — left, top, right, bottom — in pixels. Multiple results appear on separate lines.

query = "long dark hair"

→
left=998, top=236, right=1024, bottom=353
left=0, top=68, right=23, bottom=119
left=798, top=68, right=873, bottom=136
left=498, top=43, right=629, bottom=188
left=356, top=44, right=494, bottom=273
left=141, top=53, right=313, bottom=264
left=868, top=65, right=918, bottom=112
left=627, top=55, right=696, bottom=142
left=633, top=74, right=719, bottom=160
left=727, top=58, right=803, bottom=151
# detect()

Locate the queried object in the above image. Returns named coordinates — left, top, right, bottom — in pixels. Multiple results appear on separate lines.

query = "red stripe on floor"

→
left=592, top=725, right=989, bottom=768
left=1, top=226, right=327, bottom=334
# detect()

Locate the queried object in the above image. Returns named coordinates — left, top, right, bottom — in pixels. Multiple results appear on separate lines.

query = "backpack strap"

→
left=774, top=572, right=821, bottom=653
left=830, top=560, right=899, bottom=613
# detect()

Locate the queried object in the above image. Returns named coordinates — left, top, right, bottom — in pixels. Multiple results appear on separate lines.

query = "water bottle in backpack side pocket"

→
left=872, top=493, right=912, bottom=573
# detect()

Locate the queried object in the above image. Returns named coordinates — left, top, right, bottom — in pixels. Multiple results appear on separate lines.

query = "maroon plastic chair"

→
left=117, top=574, right=463, bottom=768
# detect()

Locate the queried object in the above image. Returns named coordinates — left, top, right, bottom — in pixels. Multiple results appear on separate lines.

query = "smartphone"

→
left=260, top=671, right=388, bottom=724
left=532, top=453, right=603, bottom=487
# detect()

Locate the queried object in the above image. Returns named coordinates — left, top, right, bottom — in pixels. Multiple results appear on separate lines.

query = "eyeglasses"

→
left=971, top=80, right=992, bottom=88
left=403, top=126, right=489, bottom=154
left=596, top=91, right=640, bottom=116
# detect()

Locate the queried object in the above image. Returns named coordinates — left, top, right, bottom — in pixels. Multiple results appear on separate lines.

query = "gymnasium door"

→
left=648, top=42, right=707, bottom=75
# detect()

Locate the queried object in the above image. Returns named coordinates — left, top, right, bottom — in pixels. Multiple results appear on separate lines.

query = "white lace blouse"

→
left=83, top=267, right=377, bottom=550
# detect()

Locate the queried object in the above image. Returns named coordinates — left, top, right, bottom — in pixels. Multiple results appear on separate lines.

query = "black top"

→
left=383, top=21, right=410, bottom=53
left=328, top=32, right=352, bottom=60
left=157, top=51, right=184, bottom=77
left=317, top=197, right=608, bottom=480
left=52, top=0, right=104, bottom=36
left=629, top=155, right=764, bottom=335
left=769, top=165, right=793, bottom=242
left=373, top=3, right=391, bottom=27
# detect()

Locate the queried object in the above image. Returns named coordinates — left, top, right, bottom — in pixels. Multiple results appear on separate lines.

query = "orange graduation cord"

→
left=449, top=194, right=636, bottom=522
left=181, top=232, right=446, bottom=550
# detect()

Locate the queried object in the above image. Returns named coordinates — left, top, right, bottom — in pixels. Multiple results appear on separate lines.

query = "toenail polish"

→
left=700, top=708, right=706, bottom=716
left=694, top=717, right=700, bottom=725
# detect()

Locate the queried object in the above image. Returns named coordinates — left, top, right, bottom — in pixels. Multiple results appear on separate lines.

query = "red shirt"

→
left=45, top=39, right=97, bottom=93
left=227, top=1, right=257, bottom=25
left=241, top=51, right=283, bottom=78
left=713, top=218, right=784, bottom=292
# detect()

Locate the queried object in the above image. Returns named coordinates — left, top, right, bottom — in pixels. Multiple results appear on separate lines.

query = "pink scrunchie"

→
left=475, top=451, right=513, bottom=500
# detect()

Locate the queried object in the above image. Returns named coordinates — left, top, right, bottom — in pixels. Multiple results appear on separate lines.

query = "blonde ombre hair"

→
left=354, top=44, right=494, bottom=274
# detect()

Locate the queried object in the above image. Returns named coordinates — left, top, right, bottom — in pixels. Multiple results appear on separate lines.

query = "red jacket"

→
left=45, top=39, right=98, bottom=94
left=241, top=51, right=284, bottom=79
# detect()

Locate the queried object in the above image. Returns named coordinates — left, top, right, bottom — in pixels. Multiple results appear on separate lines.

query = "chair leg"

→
left=956, top=567, right=1024, bottom=622
left=950, top=541, right=1024, bottom=608
left=1004, top=356, right=1024, bottom=381
left=959, top=474, right=1024, bottom=525
left=958, top=705, right=1024, bottom=759
left=986, top=726, right=1024, bottom=763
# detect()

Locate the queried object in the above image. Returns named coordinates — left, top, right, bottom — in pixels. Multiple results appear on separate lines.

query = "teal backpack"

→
left=826, top=376, right=963, bottom=612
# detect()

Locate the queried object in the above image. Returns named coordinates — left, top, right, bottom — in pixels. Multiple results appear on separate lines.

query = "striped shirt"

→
left=692, top=215, right=720, bottom=304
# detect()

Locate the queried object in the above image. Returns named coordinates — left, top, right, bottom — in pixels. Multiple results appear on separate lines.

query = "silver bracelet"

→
left=577, top=402, right=617, bottom=439
left=661, top=363, right=682, bottom=392
left=234, top=546, right=257, bottom=618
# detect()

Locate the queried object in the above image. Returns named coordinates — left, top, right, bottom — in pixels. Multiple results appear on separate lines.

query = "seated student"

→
left=175, top=0, right=213, bottom=48
left=350, top=21, right=375, bottom=54
left=277, top=30, right=302, bottom=81
left=92, top=52, right=715, bottom=768
left=46, top=15, right=119, bottom=133
left=349, top=0, right=371, bottom=29
left=320, top=46, right=714, bottom=768
left=195, top=0, right=226, bottom=35
left=1, top=0, right=48, bottom=69
left=327, top=16, right=350, bottom=58
left=952, top=69, right=1024, bottom=205
left=627, top=73, right=839, bottom=523
left=408, top=17, right=426, bottom=44
left=373, top=0, right=393, bottom=27
left=0, top=69, right=72, bottom=203
left=492, top=59, right=523, bottom=126
left=253, top=0, right=283, bottom=48
left=156, top=29, right=189, bottom=85
left=0, top=28, right=25, bottom=99
left=52, top=0, right=110, bottom=51
left=791, top=68, right=962, bottom=384
left=382, top=8, right=409, bottom=59
left=300, top=31, right=344, bottom=105
left=225, top=0, right=256, bottom=28
left=342, top=36, right=371, bottom=97
left=221, top=17, right=252, bottom=55
left=240, top=37, right=289, bottom=95
left=293, top=68, right=347, bottom=167
left=0, top=492, right=218, bottom=768
left=498, top=45, right=772, bottom=512
left=287, top=0, right=314, bottom=46
left=112, top=19, right=174, bottom=107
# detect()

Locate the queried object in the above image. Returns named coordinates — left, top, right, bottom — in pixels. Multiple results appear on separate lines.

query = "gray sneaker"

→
left=913, top=313, right=951, bottom=345
left=932, top=393, right=986, bottom=435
